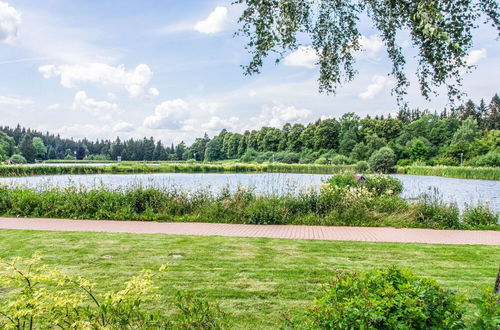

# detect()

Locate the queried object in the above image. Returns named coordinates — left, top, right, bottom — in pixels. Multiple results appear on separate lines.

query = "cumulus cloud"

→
left=143, top=98, right=190, bottom=129
left=194, top=6, right=229, bottom=34
left=200, top=116, right=240, bottom=131
left=72, top=90, right=119, bottom=120
left=47, top=103, right=60, bottom=110
left=284, top=46, right=318, bottom=68
left=0, top=1, right=20, bottom=43
left=113, top=121, right=134, bottom=132
left=359, top=75, right=393, bottom=100
left=147, top=87, right=160, bottom=98
left=250, top=103, right=312, bottom=128
left=0, top=95, right=32, bottom=107
left=284, top=35, right=383, bottom=69
left=465, top=48, right=487, bottom=66
left=356, top=34, right=384, bottom=59
left=39, top=63, right=154, bottom=98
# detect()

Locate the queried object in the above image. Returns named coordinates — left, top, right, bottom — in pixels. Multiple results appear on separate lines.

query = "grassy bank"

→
left=0, top=175, right=497, bottom=230
left=397, top=165, right=500, bottom=180
left=0, top=163, right=356, bottom=177
left=0, top=229, right=498, bottom=328
left=1, top=161, right=498, bottom=180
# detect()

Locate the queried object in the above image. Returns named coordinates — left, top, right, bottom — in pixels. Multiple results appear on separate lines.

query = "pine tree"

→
left=19, top=134, right=36, bottom=163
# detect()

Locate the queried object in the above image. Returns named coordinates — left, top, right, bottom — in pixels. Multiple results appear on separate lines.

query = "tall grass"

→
left=0, top=175, right=496, bottom=230
left=0, top=163, right=357, bottom=177
left=397, top=165, right=500, bottom=180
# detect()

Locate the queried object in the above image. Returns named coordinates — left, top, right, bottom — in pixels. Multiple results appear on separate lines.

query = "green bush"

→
left=369, top=147, right=396, bottom=173
left=8, top=154, right=27, bottom=164
left=0, top=253, right=227, bottom=329
left=473, top=151, right=500, bottom=167
left=326, top=173, right=358, bottom=189
left=355, top=160, right=369, bottom=172
left=331, top=154, right=352, bottom=165
left=397, top=158, right=412, bottom=166
left=365, top=175, right=403, bottom=196
left=471, top=290, right=500, bottom=329
left=285, top=267, right=465, bottom=329
left=462, top=204, right=499, bottom=227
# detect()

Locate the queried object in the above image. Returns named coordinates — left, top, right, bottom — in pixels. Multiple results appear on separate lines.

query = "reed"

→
left=396, top=165, right=500, bottom=180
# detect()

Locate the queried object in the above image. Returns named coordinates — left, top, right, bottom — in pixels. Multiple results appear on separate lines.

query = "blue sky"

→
left=0, top=0, right=499, bottom=143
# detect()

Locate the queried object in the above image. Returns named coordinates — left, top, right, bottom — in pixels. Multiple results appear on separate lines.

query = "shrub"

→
left=285, top=267, right=465, bottom=329
left=397, top=158, right=412, bottom=166
left=0, top=253, right=227, bottom=329
left=355, top=160, right=369, bottom=172
left=369, top=147, right=396, bottom=173
left=473, top=151, right=500, bottom=167
left=471, top=289, right=500, bottom=329
left=365, top=175, right=403, bottom=196
left=8, top=154, right=27, bottom=164
left=331, top=154, right=352, bottom=165
left=240, top=148, right=259, bottom=162
left=326, top=173, right=358, bottom=189
left=462, top=204, right=499, bottom=227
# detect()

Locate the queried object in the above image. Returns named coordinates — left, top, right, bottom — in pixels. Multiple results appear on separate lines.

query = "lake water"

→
left=0, top=173, right=498, bottom=213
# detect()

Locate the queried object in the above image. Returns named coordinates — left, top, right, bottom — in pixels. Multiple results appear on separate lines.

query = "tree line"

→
left=1, top=94, right=499, bottom=166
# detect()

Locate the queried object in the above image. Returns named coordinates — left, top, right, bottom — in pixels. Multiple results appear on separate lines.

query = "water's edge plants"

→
left=0, top=174, right=497, bottom=230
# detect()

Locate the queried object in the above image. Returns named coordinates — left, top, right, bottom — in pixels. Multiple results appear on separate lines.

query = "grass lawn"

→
left=1, top=229, right=499, bottom=328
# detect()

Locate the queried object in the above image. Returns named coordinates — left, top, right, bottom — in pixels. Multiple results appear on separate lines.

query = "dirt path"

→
left=0, top=217, right=499, bottom=245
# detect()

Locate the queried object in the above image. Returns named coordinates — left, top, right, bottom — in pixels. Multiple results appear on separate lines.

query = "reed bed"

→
left=397, top=165, right=500, bottom=180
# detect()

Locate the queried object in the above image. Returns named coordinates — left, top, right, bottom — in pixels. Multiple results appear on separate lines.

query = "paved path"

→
left=1, top=217, right=499, bottom=245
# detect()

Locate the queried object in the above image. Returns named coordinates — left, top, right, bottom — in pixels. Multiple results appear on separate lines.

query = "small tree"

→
left=369, top=147, right=396, bottom=173
left=32, top=137, right=47, bottom=160
left=408, top=138, right=429, bottom=162
left=75, top=144, right=86, bottom=160
left=19, top=134, right=36, bottom=163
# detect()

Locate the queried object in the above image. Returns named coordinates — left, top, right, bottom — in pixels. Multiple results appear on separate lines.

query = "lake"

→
left=0, top=173, right=498, bottom=213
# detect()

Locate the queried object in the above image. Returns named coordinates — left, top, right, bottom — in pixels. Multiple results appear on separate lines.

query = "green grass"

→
left=0, top=229, right=498, bottom=328
left=397, top=165, right=500, bottom=180
left=0, top=162, right=356, bottom=177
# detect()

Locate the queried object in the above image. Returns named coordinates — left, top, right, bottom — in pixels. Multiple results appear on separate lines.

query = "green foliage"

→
left=0, top=253, right=227, bottom=329
left=369, top=147, right=396, bottom=173
left=32, top=136, right=47, bottom=160
left=355, top=160, right=368, bottom=172
left=463, top=204, right=499, bottom=227
left=19, top=134, right=36, bottom=163
left=472, top=151, right=500, bottom=167
left=365, top=175, right=403, bottom=196
left=413, top=189, right=462, bottom=229
left=471, top=290, right=500, bottom=330
left=285, top=267, right=465, bottom=329
left=8, top=154, right=26, bottom=164
left=397, top=165, right=500, bottom=180
left=235, top=0, right=500, bottom=103
left=407, top=137, right=429, bottom=161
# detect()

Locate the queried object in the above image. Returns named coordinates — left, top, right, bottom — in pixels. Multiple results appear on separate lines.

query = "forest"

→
left=1, top=94, right=499, bottom=168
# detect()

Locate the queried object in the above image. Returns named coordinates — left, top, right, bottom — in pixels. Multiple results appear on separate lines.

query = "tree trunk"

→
left=495, top=267, right=500, bottom=295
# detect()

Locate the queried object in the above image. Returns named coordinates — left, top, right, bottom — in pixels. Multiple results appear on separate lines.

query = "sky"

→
left=0, top=0, right=499, bottom=144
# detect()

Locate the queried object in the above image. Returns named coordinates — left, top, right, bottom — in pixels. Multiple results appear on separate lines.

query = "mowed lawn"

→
left=0, top=229, right=499, bottom=328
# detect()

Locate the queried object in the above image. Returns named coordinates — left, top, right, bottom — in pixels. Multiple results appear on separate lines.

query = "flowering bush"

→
left=0, top=253, right=227, bottom=329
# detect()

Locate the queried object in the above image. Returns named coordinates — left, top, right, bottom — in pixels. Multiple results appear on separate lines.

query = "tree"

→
left=19, top=134, right=36, bottom=163
left=32, top=137, right=47, bottom=160
left=75, top=144, right=86, bottom=160
left=407, top=138, right=429, bottom=161
left=451, top=117, right=481, bottom=143
left=369, top=147, right=396, bottom=173
left=204, top=138, right=223, bottom=161
left=235, top=0, right=499, bottom=104
left=485, top=94, right=500, bottom=130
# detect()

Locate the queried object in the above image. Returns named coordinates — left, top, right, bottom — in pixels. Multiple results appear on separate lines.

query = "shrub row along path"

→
left=0, top=217, right=499, bottom=245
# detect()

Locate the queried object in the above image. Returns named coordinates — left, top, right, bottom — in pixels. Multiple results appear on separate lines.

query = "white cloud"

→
left=39, top=63, right=154, bottom=98
left=359, top=75, right=393, bottom=100
left=200, top=116, right=240, bottom=131
left=250, top=103, right=312, bottom=128
left=356, top=34, right=384, bottom=59
left=148, top=87, right=160, bottom=98
left=113, top=121, right=134, bottom=132
left=0, top=95, right=32, bottom=106
left=465, top=48, right=487, bottom=65
left=284, top=46, right=318, bottom=68
left=284, top=35, right=382, bottom=69
left=143, top=98, right=190, bottom=129
left=0, top=1, right=21, bottom=43
left=47, top=103, right=60, bottom=110
left=194, top=6, right=229, bottom=34
left=72, top=90, right=119, bottom=120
